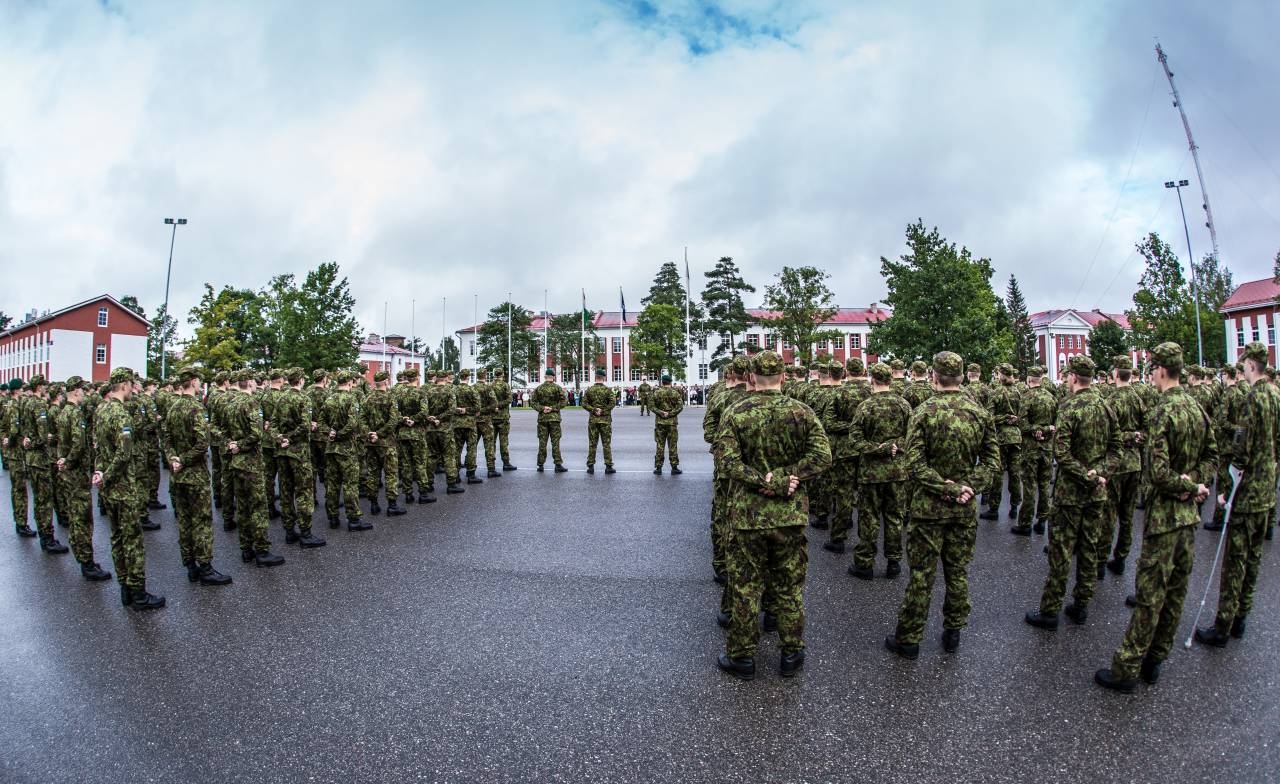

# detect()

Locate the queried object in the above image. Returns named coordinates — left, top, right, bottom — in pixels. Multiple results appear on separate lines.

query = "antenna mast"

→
left=1155, top=42, right=1221, bottom=263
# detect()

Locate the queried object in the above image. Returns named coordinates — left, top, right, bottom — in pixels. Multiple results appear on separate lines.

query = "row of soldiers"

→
left=701, top=342, right=1276, bottom=691
left=0, top=363, right=520, bottom=610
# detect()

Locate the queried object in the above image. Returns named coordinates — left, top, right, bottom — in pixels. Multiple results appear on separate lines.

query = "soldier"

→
left=55, top=376, right=110, bottom=580
left=453, top=371, right=483, bottom=485
left=164, top=367, right=233, bottom=586
left=275, top=367, right=326, bottom=547
left=902, top=360, right=934, bottom=409
left=531, top=368, right=568, bottom=472
left=980, top=363, right=1023, bottom=521
left=848, top=362, right=912, bottom=579
left=424, top=369, right=465, bottom=493
left=4, top=378, right=38, bottom=538
left=490, top=369, right=516, bottom=471
left=1096, top=342, right=1214, bottom=692
left=18, top=375, right=68, bottom=553
left=1012, top=366, right=1056, bottom=536
left=1194, top=342, right=1280, bottom=647
left=475, top=370, right=500, bottom=478
left=889, top=359, right=907, bottom=396
left=363, top=371, right=407, bottom=516
left=224, top=371, right=287, bottom=565
left=805, top=364, right=834, bottom=529
left=885, top=351, right=999, bottom=659
left=962, top=362, right=989, bottom=408
left=321, top=370, right=373, bottom=530
left=206, top=372, right=229, bottom=514
left=582, top=368, right=617, bottom=474
left=845, top=357, right=871, bottom=404
left=1101, top=356, right=1147, bottom=574
left=705, top=356, right=752, bottom=589
left=819, top=361, right=860, bottom=554
left=1025, top=355, right=1120, bottom=630
left=651, top=374, right=684, bottom=475
left=1204, top=365, right=1247, bottom=533
left=638, top=375, right=653, bottom=416
left=393, top=368, right=434, bottom=503
left=308, top=369, right=331, bottom=498
left=716, top=351, right=832, bottom=680
left=260, top=369, right=284, bottom=521
left=92, top=367, right=165, bottom=610
left=136, top=379, right=165, bottom=515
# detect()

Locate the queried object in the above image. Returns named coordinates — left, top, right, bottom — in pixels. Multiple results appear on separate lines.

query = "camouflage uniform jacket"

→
left=1052, top=386, right=1122, bottom=507
left=650, top=386, right=684, bottom=425
left=531, top=382, right=565, bottom=423
left=581, top=383, right=616, bottom=425
left=986, top=382, right=1024, bottom=445
left=1019, top=385, right=1057, bottom=456
left=491, top=380, right=512, bottom=417
left=19, top=395, right=56, bottom=467
left=452, top=385, right=480, bottom=429
left=716, top=389, right=832, bottom=530
left=847, top=378, right=872, bottom=406
left=1143, top=386, right=1216, bottom=534
left=1213, top=382, right=1249, bottom=462
left=274, top=388, right=314, bottom=461
left=1107, top=384, right=1147, bottom=475
left=363, top=388, right=399, bottom=445
left=165, top=395, right=211, bottom=485
left=704, top=383, right=747, bottom=446
left=392, top=384, right=426, bottom=442
left=903, top=380, right=934, bottom=409
left=904, top=390, right=1000, bottom=520
left=55, top=402, right=91, bottom=471
left=93, top=399, right=140, bottom=503
left=1229, top=379, right=1280, bottom=513
left=820, top=384, right=860, bottom=460
left=321, top=390, right=365, bottom=455
left=224, top=392, right=267, bottom=469
left=307, top=385, right=331, bottom=444
left=849, top=391, right=912, bottom=483
left=423, top=385, right=457, bottom=432
left=475, top=382, right=499, bottom=422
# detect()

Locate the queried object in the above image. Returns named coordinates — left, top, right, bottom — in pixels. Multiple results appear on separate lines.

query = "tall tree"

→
left=643, top=260, right=703, bottom=331
left=1192, top=252, right=1233, bottom=367
left=759, top=266, right=840, bottom=364
left=1088, top=319, right=1130, bottom=373
left=1006, top=274, right=1036, bottom=374
left=0, top=311, right=10, bottom=331
left=476, top=301, right=540, bottom=385
left=630, top=303, right=687, bottom=379
left=869, top=220, right=1012, bottom=372
left=700, top=256, right=756, bottom=370
left=119, top=295, right=146, bottom=319
left=184, top=284, right=257, bottom=370
left=1273, top=249, right=1280, bottom=284
left=544, top=310, right=598, bottom=390
left=1126, top=232, right=1197, bottom=355
left=148, top=303, right=179, bottom=379
left=424, top=337, right=461, bottom=373
left=273, top=262, right=360, bottom=370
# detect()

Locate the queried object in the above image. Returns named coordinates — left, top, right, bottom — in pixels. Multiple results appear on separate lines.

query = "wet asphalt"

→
left=1, top=407, right=1277, bottom=784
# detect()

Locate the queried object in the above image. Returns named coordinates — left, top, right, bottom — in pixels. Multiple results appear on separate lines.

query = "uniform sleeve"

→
left=237, top=403, right=262, bottom=450
left=779, top=413, right=832, bottom=481
left=1053, top=405, right=1090, bottom=487
left=95, top=411, right=131, bottom=486
left=336, top=398, right=364, bottom=442
left=905, top=408, right=950, bottom=496
left=718, top=416, right=770, bottom=492
left=1101, top=403, right=1124, bottom=478
left=178, top=405, right=211, bottom=468
left=1149, top=408, right=1198, bottom=498
left=965, top=410, right=1001, bottom=493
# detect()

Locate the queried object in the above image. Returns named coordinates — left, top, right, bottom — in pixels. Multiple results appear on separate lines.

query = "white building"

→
left=1, top=294, right=149, bottom=385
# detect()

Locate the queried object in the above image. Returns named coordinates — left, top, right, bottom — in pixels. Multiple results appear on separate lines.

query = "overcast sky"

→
left=3, top=0, right=1278, bottom=346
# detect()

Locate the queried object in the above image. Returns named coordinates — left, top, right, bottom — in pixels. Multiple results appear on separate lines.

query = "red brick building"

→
left=1219, top=277, right=1278, bottom=366
left=1030, top=308, right=1149, bottom=382
left=0, top=295, right=149, bottom=385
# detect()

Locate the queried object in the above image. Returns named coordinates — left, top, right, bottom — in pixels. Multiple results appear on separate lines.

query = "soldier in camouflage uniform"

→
left=56, top=377, right=110, bottom=579
left=889, top=359, right=907, bottom=397
left=651, top=374, right=684, bottom=474
left=475, top=371, right=500, bottom=478
left=886, top=352, right=999, bottom=659
left=1195, top=342, right=1279, bottom=647
left=845, top=357, right=871, bottom=404
left=582, top=368, right=617, bottom=474
left=275, top=367, right=326, bottom=547
left=224, top=371, right=287, bottom=565
left=1096, top=342, right=1215, bottom=692
left=981, top=363, right=1023, bottom=521
left=393, top=368, right=433, bottom=503
left=818, top=362, right=860, bottom=554
left=92, top=367, right=165, bottom=610
left=705, top=356, right=752, bottom=590
left=1101, top=356, right=1147, bottom=574
left=308, top=369, right=331, bottom=499
left=532, top=369, right=568, bottom=472
left=321, top=370, right=373, bottom=529
left=848, top=362, right=912, bottom=579
left=165, top=367, right=233, bottom=586
left=363, top=371, right=408, bottom=516
left=1025, top=355, right=1121, bottom=630
left=260, top=369, right=284, bottom=521
left=424, top=370, right=465, bottom=493
left=902, top=360, right=934, bottom=409
left=1205, top=365, right=1247, bottom=532
left=2, top=379, right=35, bottom=537
left=453, top=371, right=483, bottom=484
left=637, top=376, right=653, bottom=416
left=490, top=369, right=516, bottom=471
left=17, top=375, right=68, bottom=552
left=1013, top=366, right=1056, bottom=536
left=716, top=351, right=832, bottom=680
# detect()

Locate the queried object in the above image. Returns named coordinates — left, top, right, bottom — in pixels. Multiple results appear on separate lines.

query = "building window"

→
left=1269, top=327, right=1275, bottom=345
left=95, top=344, right=106, bottom=364
left=1253, top=327, right=1261, bottom=342
left=697, top=336, right=707, bottom=351
left=832, top=335, right=844, bottom=350
left=630, top=368, right=642, bottom=382
left=612, top=337, right=622, bottom=354
left=782, top=337, right=792, bottom=350
left=817, top=339, right=829, bottom=351
left=698, top=363, right=708, bottom=380
left=468, top=340, right=475, bottom=357
left=746, top=333, right=759, bottom=347
left=561, top=369, right=572, bottom=383
left=850, top=334, right=862, bottom=349
left=98, top=307, right=108, bottom=327
left=613, top=367, right=622, bottom=382
left=762, top=333, right=772, bottom=350
left=718, top=334, right=730, bottom=350
left=1238, top=330, right=1246, bottom=347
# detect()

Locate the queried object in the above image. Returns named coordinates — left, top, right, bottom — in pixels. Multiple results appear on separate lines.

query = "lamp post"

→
left=1164, top=180, right=1203, bottom=366
left=161, top=218, right=187, bottom=380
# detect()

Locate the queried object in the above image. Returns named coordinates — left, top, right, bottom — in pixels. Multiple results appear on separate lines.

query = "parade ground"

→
left=2, top=409, right=1277, bottom=784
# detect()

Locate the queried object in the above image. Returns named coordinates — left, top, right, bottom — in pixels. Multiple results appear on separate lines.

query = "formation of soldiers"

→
left=702, top=342, right=1277, bottom=692
left=0, top=363, right=522, bottom=610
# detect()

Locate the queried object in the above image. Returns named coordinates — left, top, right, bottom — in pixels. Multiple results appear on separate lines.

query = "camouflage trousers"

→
left=426, top=431, right=460, bottom=487
left=586, top=421, right=613, bottom=467
left=1211, top=459, right=1236, bottom=525
left=455, top=426, right=479, bottom=473
left=145, top=440, right=162, bottom=502
left=822, top=459, right=858, bottom=545
left=363, top=441, right=400, bottom=502
left=324, top=450, right=362, bottom=520
left=210, top=447, right=223, bottom=508
left=310, top=441, right=328, bottom=489
left=726, top=525, right=807, bottom=659
left=277, top=454, right=316, bottom=530
left=171, top=477, right=214, bottom=566
left=398, top=436, right=430, bottom=496
left=536, top=422, right=563, bottom=468
left=219, top=450, right=237, bottom=525
left=6, top=454, right=27, bottom=529
left=711, top=474, right=729, bottom=577
left=56, top=469, right=94, bottom=563
left=854, top=481, right=905, bottom=570
left=1212, top=511, right=1269, bottom=632
left=1017, top=447, right=1052, bottom=525
left=895, top=516, right=976, bottom=644
left=1102, top=471, right=1141, bottom=563
left=493, top=417, right=512, bottom=465
left=986, top=443, right=1022, bottom=512
left=24, top=462, right=55, bottom=539
left=654, top=424, right=679, bottom=469
left=1110, top=524, right=1195, bottom=679
left=477, top=419, right=496, bottom=472
left=1039, top=502, right=1104, bottom=614
left=262, top=449, right=279, bottom=509
left=230, top=458, right=270, bottom=552
left=102, top=494, right=146, bottom=590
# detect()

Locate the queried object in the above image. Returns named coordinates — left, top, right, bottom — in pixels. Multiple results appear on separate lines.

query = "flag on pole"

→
left=619, top=287, right=627, bottom=323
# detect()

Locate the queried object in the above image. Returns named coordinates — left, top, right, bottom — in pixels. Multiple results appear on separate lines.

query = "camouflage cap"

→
left=1112, top=354, right=1133, bottom=371
left=827, top=361, right=844, bottom=378
left=26, top=374, right=47, bottom=389
left=402, top=367, right=420, bottom=379
left=174, top=366, right=202, bottom=384
left=966, top=362, right=981, bottom=374
left=845, top=356, right=865, bottom=375
left=997, top=363, right=1015, bottom=376
left=337, top=370, right=358, bottom=384
left=869, top=362, right=893, bottom=383
left=1149, top=341, right=1183, bottom=371
left=1026, top=365, right=1045, bottom=378
left=807, top=360, right=822, bottom=372
left=212, top=371, right=228, bottom=384
left=1222, top=365, right=1237, bottom=379
left=752, top=350, right=785, bottom=376
left=267, top=368, right=283, bottom=381
left=373, top=370, right=390, bottom=382
left=1241, top=341, right=1269, bottom=365
left=889, top=359, right=905, bottom=371
left=285, top=367, right=306, bottom=383
left=312, top=369, right=328, bottom=381
left=108, top=367, right=135, bottom=385
left=64, top=375, right=85, bottom=389
left=729, top=355, right=751, bottom=376
left=910, top=360, right=928, bottom=376
left=932, top=352, right=963, bottom=378
left=1066, top=354, right=1096, bottom=377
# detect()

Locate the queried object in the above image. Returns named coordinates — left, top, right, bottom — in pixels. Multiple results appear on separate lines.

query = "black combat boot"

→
left=40, top=537, right=69, bottom=554
left=328, top=515, right=340, bottom=529
left=604, top=466, right=616, bottom=475
left=386, top=500, right=406, bottom=517
left=14, top=524, right=37, bottom=538
left=1140, top=656, right=1162, bottom=685
left=670, top=466, right=682, bottom=475
left=884, top=560, right=901, bottom=579
left=267, top=506, right=281, bottom=520
left=716, top=612, right=730, bottom=629
left=254, top=550, right=285, bottom=567
left=284, top=527, right=300, bottom=544
left=809, top=514, right=829, bottom=531
left=1064, top=603, right=1088, bottom=625
left=716, top=654, right=755, bottom=680
left=347, top=517, right=373, bottom=532
left=554, top=465, right=568, bottom=473
left=652, top=468, right=661, bottom=475
left=1107, top=557, right=1125, bottom=575
left=120, top=584, right=133, bottom=607
left=1024, top=610, right=1060, bottom=630
left=780, top=650, right=806, bottom=677
left=713, top=571, right=727, bottom=586
left=186, top=561, right=201, bottom=582
left=848, top=564, right=874, bottom=581
left=223, top=518, right=237, bottom=532
left=1096, top=562, right=1106, bottom=581
left=1194, top=626, right=1229, bottom=647
left=130, top=587, right=166, bottom=611
left=822, top=541, right=845, bottom=554
left=538, top=465, right=546, bottom=472
left=419, top=492, right=437, bottom=504
left=241, top=548, right=256, bottom=563
left=298, top=529, right=327, bottom=548
left=369, top=499, right=382, bottom=515
left=197, top=564, right=233, bottom=586
left=403, top=493, right=415, bottom=504
left=884, top=635, right=919, bottom=660
left=487, top=469, right=501, bottom=478
left=1010, top=524, right=1032, bottom=536
left=978, top=509, right=999, bottom=521
left=446, top=484, right=465, bottom=495
left=146, top=500, right=167, bottom=510
left=1094, top=668, right=1137, bottom=694
left=761, top=613, right=778, bottom=633
left=140, top=517, right=161, bottom=531
left=1125, top=594, right=1138, bottom=608
left=586, top=465, right=595, bottom=475
left=502, top=463, right=518, bottom=471
left=1007, top=506, right=1018, bottom=521
left=466, top=471, right=483, bottom=485
left=1231, top=616, right=1247, bottom=639
left=942, top=629, right=961, bottom=653
left=80, top=562, right=112, bottom=581
left=1033, top=519, right=1046, bottom=534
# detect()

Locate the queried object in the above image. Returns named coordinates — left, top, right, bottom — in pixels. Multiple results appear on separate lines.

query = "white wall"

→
left=110, top=333, right=147, bottom=375
left=49, top=328, right=92, bottom=381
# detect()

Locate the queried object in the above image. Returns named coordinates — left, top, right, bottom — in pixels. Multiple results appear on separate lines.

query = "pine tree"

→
left=1088, top=319, right=1130, bottom=373
left=759, top=266, right=839, bottom=363
left=476, top=301, right=540, bottom=384
left=1126, top=232, right=1195, bottom=353
left=1006, top=274, right=1036, bottom=374
left=700, top=256, right=756, bottom=370
left=630, top=303, right=686, bottom=379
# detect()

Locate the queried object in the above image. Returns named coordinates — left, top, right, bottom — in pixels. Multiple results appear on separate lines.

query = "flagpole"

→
left=543, top=288, right=549, bottom=379
left=580, top=289, right=587, bottom=393
left=684, top=247, right=692, bottom=405
left=507, top=292, right=512, bottom=386
left=473, top=293, right=478, bottom=383
left=410, top=298, right=416, bottom=375
left=619, top=287, right=626, bottom=397
left=441, top=296, right=446, bottom=370
left=382, top=301, right=388, bottom=381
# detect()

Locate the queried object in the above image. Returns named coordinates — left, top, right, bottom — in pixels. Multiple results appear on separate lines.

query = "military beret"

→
left=997, top=363, right=1015, bottom=376
left=1241, top=341, right=1269, bottom=365
left=1149, top=341, right=1183, bottom=371
left=108, top=367, right=135, bottom=385
left=660, top=374, right=672, bottom=383
left=730, top=355, right=752, bottom=376
left=594, top=367, right=606, bottom=378
left=933, top=352, right=963, bottom=378
left=1066, top=354, right=1096, bottom=377
left=1112, top=355, right=1133, bottom=371
left=870, top=362, right=893, bottom=383
left=846, top=356, right=865, bottom=375
left=373, top=370, right=390, bottom=382
left=26, top=374, right=47, bottom=389
left=889, top=359, right=905, bottom=371
left=545, top=367, right=556, bottom=377
left=312, top=369, right=328, bottom=381
left=174, top=366, right=202, bottom=384
left=752, top=350, right=785, bottom=376
left=966, top=363, right=981, bottom=374
left=7, top=378, right=24, bottom=390
left=910, top=360, right=928, bottom=376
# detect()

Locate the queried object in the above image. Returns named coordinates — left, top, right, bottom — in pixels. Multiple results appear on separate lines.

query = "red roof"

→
left=1220, top=278, right=1280, bottom=313
left=1029, top=309, right=1129, bottom=330
left=455, top=305, right=890, bottom=334
left=0, top=294, right=149, bottom=338
left=358, top=341, right=420, bottom=356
